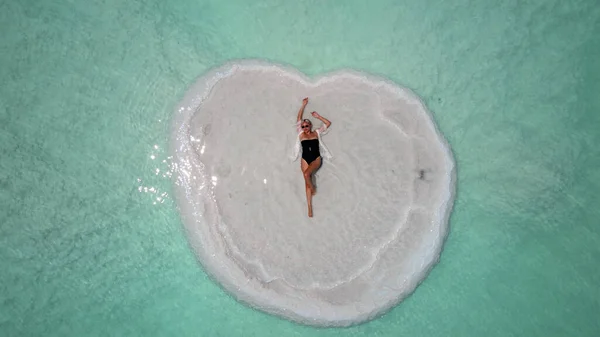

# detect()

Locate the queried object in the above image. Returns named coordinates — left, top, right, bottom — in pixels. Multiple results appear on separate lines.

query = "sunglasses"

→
left=301, top=125, right=310, bottom=128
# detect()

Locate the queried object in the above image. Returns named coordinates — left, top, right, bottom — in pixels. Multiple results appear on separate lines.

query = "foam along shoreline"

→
left=170, top=60, right=456, bottom=327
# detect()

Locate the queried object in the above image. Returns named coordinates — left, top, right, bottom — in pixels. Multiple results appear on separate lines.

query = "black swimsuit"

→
left=301, top=138, right=321, bottom=164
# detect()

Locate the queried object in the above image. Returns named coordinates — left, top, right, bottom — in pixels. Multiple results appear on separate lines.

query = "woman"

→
left=293, top=97, right=332, bottom=217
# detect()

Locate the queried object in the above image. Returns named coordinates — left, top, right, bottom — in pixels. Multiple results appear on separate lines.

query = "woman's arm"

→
left=311, top=111, right=331, bottom=129
left=297, top=97, right=308, bottom=122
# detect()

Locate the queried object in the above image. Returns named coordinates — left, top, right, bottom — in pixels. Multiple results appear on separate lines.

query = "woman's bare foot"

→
left=308, top=207, right=313, bottom=217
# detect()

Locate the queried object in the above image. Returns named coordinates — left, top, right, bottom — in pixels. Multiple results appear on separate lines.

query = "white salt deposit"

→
left=170, top=60, right=456, bottom=327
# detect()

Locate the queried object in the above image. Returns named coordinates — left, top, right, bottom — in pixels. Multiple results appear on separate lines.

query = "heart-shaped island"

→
left=170, top=60, right=456, bottom=327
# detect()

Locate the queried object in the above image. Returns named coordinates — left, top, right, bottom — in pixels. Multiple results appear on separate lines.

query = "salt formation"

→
left=170, top=60, right=456, bottom=327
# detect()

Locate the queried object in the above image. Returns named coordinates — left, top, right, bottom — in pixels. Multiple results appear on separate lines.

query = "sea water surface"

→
left=1, top=0, right=599, bottom=336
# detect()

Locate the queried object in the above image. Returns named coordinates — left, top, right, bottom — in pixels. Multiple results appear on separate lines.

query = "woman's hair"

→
left=302, top=119, right=312, bottom=125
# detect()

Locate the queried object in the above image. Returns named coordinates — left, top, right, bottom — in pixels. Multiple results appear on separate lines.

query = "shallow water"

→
left=1, top=0, right=599, bottom=336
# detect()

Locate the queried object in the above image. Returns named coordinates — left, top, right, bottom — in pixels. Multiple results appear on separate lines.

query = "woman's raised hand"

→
left=311, top=111, right=321, bottom=118
left=302, top=97, right=309, bottom=106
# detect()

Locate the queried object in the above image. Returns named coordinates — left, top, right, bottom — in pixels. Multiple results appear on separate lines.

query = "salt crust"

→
left=170, top=60, right=456, bottom=327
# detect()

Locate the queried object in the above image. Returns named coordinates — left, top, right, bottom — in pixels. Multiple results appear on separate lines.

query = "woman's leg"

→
left=301, top=159, right=313, bottom=217
left=303, top=157, right=322, bottom=195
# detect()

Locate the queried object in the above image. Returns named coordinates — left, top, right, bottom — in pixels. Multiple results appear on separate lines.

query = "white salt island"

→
left=170, top=61, right=456, bottom=327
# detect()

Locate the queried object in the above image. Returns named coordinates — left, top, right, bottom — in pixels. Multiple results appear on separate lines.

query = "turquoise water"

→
left=1, top=0, right=599, bottom=336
